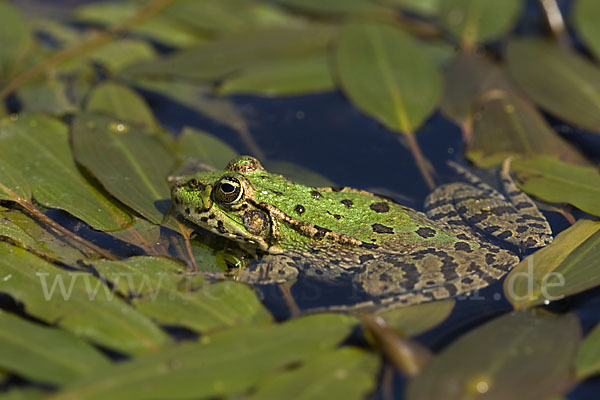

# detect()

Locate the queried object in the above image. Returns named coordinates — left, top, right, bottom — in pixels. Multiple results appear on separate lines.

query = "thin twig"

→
left=173, top=219, right=200, bottom=272
left=402, top=134, right=436, bottom=190
left=537, top=0, right=570, bottom=48
left=279, top=283, right=301, bottom=318
left=0, top=0, right=177, bottom=101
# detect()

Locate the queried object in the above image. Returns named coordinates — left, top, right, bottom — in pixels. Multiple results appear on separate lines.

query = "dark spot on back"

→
left=359, top=254, right=374, bottom=262
left=516, top=225, right=529, bottom=233
left=372, top=223, right=394, bottom=234
left=310, top=190, right=322, bottom=199
left=341, top=199, right=353, bottom=208
left=497, top=230, right=513, bottom=239
left=313, top=226, right=331, bottom=240
left=184, top=208, right=190, bottom=214
left=331, top=186, right=343, bottom=192
left=361, top=242, right=379, bottom=250
left=416, top=227, right=436, bottom=238
left=515, top=201, right=533, bottom=210
left=294, top=204, right=305, bottom=215
left=454, top=242, right=472, bottom=252
left=370, top=202, right=389, bottom=213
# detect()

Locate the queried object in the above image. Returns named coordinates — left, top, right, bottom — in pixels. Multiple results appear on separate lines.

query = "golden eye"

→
left=214, top=176, right=243, bottom=204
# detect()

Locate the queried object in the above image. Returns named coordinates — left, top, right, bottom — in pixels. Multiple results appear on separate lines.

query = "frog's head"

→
left=171, top=156, right=281, bottom=253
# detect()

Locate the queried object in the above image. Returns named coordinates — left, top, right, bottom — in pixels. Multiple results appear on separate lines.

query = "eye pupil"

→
left=220, top=183, right=235, bottom=193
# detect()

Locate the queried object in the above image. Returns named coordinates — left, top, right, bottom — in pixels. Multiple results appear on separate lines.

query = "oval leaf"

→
left=335, top=22, right=442, bottom=134
left=71, top=113, right=175, bottom=224
left=573, top=0, right=600, bottom=61
left=507, top=38, right=600, bottom=133
left=407, top=310, right=581, bottom=400
left=0, top=113, right=131, bottom=231
left=376, top=300, right=455, bottom=337
left=91, top=256, right=272, bottom=332
left=175, top=127, right=238, bottom=169
left=511, top=156, right=600, bottom=216
left=438, top=0, right=521, bottom=50
left=504, top=219, right=600, bottom=309
left=0, top=1, right=33, bottom=80
left=51, top=314, right=357, bottom=400
left=576, top=323, right=600, bottom=379
left=0, top=242, right=169, bottom=354
left=0, top=311, right=109, bottom=385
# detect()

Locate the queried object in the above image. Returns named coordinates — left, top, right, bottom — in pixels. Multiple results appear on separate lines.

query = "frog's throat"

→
left=254, top=201, right=367, bottom=248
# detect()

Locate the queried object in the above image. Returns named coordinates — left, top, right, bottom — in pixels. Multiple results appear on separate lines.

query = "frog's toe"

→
left=237, top=255, right=299, bottom=284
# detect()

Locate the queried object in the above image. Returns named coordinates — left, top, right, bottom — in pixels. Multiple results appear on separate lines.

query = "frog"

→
left=170, top=156, right=553, bottom=311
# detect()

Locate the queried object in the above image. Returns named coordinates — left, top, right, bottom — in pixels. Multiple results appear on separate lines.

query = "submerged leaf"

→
left=438, top=0, right=521, bottom=50
left=0, top=113, right=131, bottom=231
left=335, top=22, right=441, bottom=135
left=0, top=242, right=169, bottom=354
left=573, top=0, right=600, bottom=61
left=0, top=311, right=109, bottom=385
left=377, top=300, right=454, bottom=336
left=507, top=38, right=600, bottom=133
left=406, top=310, right=580, bottom=400
left=52, top=314, right=357, bottom=400
left=504, top=219, right=600, bottom=309
left=246, top=348, right=379, bottom=400
left=91, top=256, right=272, bottom=332
left=576, top=323, right=600, bottom=379
left=511, top=156, right=600, bottom=216
left=71, top=113, right=175, bottom=224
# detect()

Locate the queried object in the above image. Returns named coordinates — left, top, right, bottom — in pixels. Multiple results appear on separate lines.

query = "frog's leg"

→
left=235, top=254, right=299, bottom=284
left=425, top=161, right=552, bottom=252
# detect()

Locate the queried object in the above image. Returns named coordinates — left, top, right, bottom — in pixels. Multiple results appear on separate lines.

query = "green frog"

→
left=171, top=156, right=552, bottom=311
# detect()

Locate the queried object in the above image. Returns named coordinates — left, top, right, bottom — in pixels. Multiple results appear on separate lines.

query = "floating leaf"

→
left=164, top=0, right=307, bottom=33
left=0, top=242, right=169, bottom=354
left=0, top=151, right=31, bottom=201
left=0, top=388, right=46, bottom=400
left=52, top=314, right=356, bottom=400
left=91, top=256, right=272, bottom=332
left=335, top=22, right=442, bottom=134
left=406, top=310, right=580, bottom=400
left=71, top=113, right=175, bottom=224
left=0, top=113, right=131, bottom=231
left=504, top=219, right=600, bottom=309
left=377, top=300, right=454, bottom=337
left=219, top=52, right=335, bottom=96
left=273, top=0, right=393, bottom=17
left=86, top=82, right=159, bottom=131
left=122, top=26, right=337, bottom=81
left=175, top=127, right=238, bottom=169
left=378, top=0, right=441, bottom=16
left=74, top=2, right=205, bottom=47
left=438, top=0, right=521, bottom=50
left=108, top=217, right=172, bottom=257
left=17, top=79, right=78, bottom=115
left=0, top=1, right=34, bottom=80
left=0, top=311, right=110, bottom=385
left=511, top=156, right=600, bottom=216
left=507, top=38, right=600, bottom=133
left=573, top=0, right=600, bottom=61
left=0, top=214, right=37, bottom=249
left=246, top=348, right=379, bottom=400
left=86, top=39, right=156, bottom=73
left=576, top=323, right=600, bottom=379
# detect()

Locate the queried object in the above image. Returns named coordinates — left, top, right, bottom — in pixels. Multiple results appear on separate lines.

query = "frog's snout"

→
left=171, top=178, right=213, bottom=212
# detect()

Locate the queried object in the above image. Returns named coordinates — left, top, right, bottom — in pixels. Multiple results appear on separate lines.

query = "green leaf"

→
left=406, top=310, right=580, bottom=400
left=0, top=388, right=47, bottom=400
left=17, top=79, right=78, bottom=115
left=378, top=0, right=441, bottom=16
left=0, top=242, right=169, bottom=354
left=511, top=156, right=600, bottom=216
left=71, top=113, right=175, bottom=224
left=51, top=314, right=357, bottom=400
left=175, top=127, right=238, bottom=169
left=86, top=82, right=159, bottom=131
left=507, top=38, right=600, bottom=133
left=272, top=0, right=393, bottom=17
left=0, top=147, right=31, bottom=201
left=247, top=348, right=379, bottom=400
left=0, top=113, right=131, bottom=231
left=74, top=2, right=205, bottom=47
left=0, top=214, right=37, bottom=249
left=576, top=323, right=600, bottom=379
left=573, top=0, right=600, bottom=61
left=122, top=26, right=337, bottom=82
left=438, top=0, right=521, bottom=50
left=503, top=219, right=600, bottom=309
left=376, top=300, right=454, bottom=337
left=91, top=256, right=272, bottom=332
left=86, top=39, right=156, bottom=73
left=335, top=22, right=442, bottom=135
left=264, top=160, right=335, bottom=187
left=219, top=52, right=335, bottom=96
left=0, top=311, right=110, bottom=385
left=0, top=1, right=34, bottom=80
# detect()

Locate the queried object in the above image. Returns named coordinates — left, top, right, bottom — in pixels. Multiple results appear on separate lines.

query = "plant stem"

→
left=402, top=133, right=436, bottom=190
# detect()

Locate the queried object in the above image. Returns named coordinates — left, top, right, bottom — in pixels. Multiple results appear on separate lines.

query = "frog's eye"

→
left=214, top=176, right=243, bottom=204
